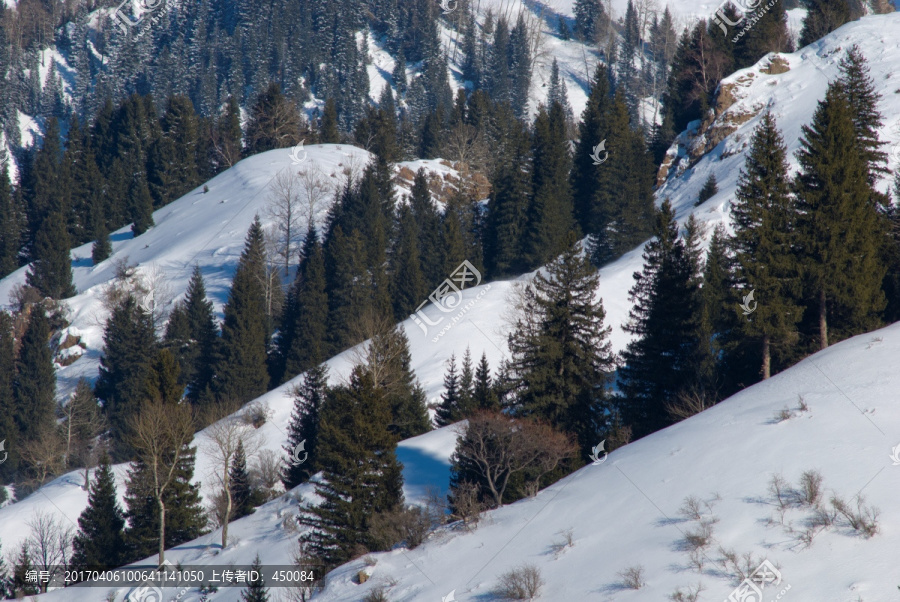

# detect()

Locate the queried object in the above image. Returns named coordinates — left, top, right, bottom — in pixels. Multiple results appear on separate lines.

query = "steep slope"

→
left=1, top=13, right=899, bottom=602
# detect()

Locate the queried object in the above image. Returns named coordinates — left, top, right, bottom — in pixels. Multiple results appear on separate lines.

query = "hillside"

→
left=0, top=11, right=899, bottom=602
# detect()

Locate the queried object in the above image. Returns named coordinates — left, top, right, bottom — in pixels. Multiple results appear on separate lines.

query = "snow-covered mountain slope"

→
left=2, top=12, right=900, bottom=602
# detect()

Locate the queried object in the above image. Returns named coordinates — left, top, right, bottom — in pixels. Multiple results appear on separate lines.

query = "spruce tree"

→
left=298, top=366, right=403, bottom=569
left=13, top=304, right=56, bottom=443
left=282, top=364, right=328, bottom=489
left=0, top=313, right=18, bottom=480
left=215, top=217, right=270, bottom=403
left=799, top=0, right=851, bottom=47
left=570, top=63, right=612, bottom=236
left=129, top=175, right=155, bottom=236
left=523, top=103, right=575, bottom=270
left=795, top=84, right=887, bottom=349
left=229, top=439, right=258, bottom=520
left=435, top=354, right=462, bottom=427
left=71, top=454, right=126, bottom=573
left=485, top=116, right=531, bottom=278
left=0, top=165, right=22, bottom=278
left=409, top=169, right=444, bottom=289
left=240, top=554, right=269, bottom=602
left=95, top=295, right=158, bottom=454
left=275, top=227, right=329, bottom=384
left=124, top=445, right=205, bottom=560
left=697, top=173, right=718, bottom=205
left=473, top=352, right=499, bottom=411
left=26, top=211, right=76, bottom=299
left=505, top=233, right=616, bottom=456
left=11, top=544, right=38, bottom=596
left=165, top=266, right=218, bottom=406
left=91, top=219, right=112, bottom=264
left=618, top=200, right=705, bottom=438
left=320, top=98, right=340, bottom=143
left=324, top=225, right=369, bottom=352
left=459, top=347, right=476, bottom=415
left=730, top=112, right=802, bottom=380
left=389, top=204, right=428, bottom=321
left=574, top=0, right=605, bottom=42
left=365, top=326, right=431, bottom=439
left=837, top=45, right=888, bottom=186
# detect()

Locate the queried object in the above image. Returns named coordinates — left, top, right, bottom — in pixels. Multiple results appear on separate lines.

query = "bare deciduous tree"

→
left=201, top=412, right=263, bottom=548
left=441, top=122, right=490, bottom=172
left=266, top=170, right=304, bottom=278
left=20, top=426, right=66, bottom=488
left=296, top=165, right=332, bottom=233
left=58, top=379, right=107, bottom=486
left=251, top=449, right=283, bottom=501
left=454, top=411, right=577, bottom=509
left=129, top=400, right=195, bottom=565
left=25, top=510, right=74, bottom=592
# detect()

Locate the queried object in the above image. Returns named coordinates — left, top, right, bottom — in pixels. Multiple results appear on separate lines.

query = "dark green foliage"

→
left=148, top=95, right=202, bottom=207
left=12, top=544, right=38, bottom=596
left=485, top=115, right=531, bottom=278
left=96, top=295, right=158, bottom=454
left=324, top=225, right=369, bottom=352
left=320, top=98, right=340, bottom=143
left=0, top=313, right=19, bottom=479
left=71, top=454, right=126, bottom=573
left=282, top=364, right=328, bottom=489
left=618, top=201, right=705, bottom=438
left=144, top=348, right=183, bottom=405
left=837, top=45, right=888, bottom=186
left=729, top=113, right=803, bottom=379
left=298, top=366, right=404, bottom=569
left=129, top=175, right=155, bottom=236
left=799, top=0, right=854, bottom=47
left=124, top=445, right=205, bottom=560
left=436, top=354, right=462, bottom=427
left=366, top=326, right=431, bottom=439
left=409, top=169, right=444, bottom=289
left=91, top=219, right=112, bottom=264
left=733, top=0, right=793, bottom=69
left=13, top=305, right=56, bottom=443
left=26, top=212, right=76, bottom=299
left=473, top=352, right=499, bottom=411
left=165, top=266, right=218, bottom=406
left=574, top=0, right=606, bottom=41
left=389, top=203, right=428, bottom=321
left=0, top=165, right=21, bottom=278
left=795, top=84, right=887, bottom=349
left=229, top=440, right=260, bottom=520
left=246, top=82, right=301, bottom=154
left=505, top=233, right=616, bottom=457
left=214, top=217, right=270, bottom=404
left=275, top=228, right=329, bottom=384
left=524, top=103, right=575, bottom=270
left=240, top=555, right=269, bottom=602
left=697, top=173, right=718, bottom=205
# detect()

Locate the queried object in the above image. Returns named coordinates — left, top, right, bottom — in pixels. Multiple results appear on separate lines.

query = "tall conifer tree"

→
left=71, top=454, right=126, bottom=573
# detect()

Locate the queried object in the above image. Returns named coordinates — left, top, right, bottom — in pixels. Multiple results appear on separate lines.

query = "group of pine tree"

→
left=0, top=0, right=897, bottom=588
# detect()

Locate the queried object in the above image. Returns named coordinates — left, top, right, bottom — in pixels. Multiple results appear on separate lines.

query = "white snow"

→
left=1, top=12, right=899, bottom=602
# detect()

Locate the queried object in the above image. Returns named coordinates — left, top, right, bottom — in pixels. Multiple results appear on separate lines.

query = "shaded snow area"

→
left=1, top=12, right=899, bottom=602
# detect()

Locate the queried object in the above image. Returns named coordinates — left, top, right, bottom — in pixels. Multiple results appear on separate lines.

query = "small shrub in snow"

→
left=797, top=394, right=809, bottom=412
left=769, top=474, right=792, bottom=521
left=494, top=564, right=544, bottom=600
left=363, top=585, right=389, bottom=602
left=363, top=555, right=378, bottom=567
left=449, top=481, right=483, bottom=530
left=775, top=407, right=792, bottom=422
left=242, top=400, right=272, bottom=428
left=717, top=548, right=768, bottom=583
left=798, top=470, right=824, bottom=507
left=618, top=565, right=645, bottom=590
left=550, top=528, right=575, bottom=558
left=669, top=583, right=704, bottom=602
left=680, top=496, right=704, bottom=522
left=831, top=494, right=880, bottom=538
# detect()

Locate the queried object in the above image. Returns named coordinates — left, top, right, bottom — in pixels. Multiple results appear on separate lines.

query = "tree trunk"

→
left=818, top=287, right=828, bottom=350
left=222, top=483, right=232, bottom=549
left=761, top=334, right=771, bottom=380
left=158, top=498, right=166, bottom=566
